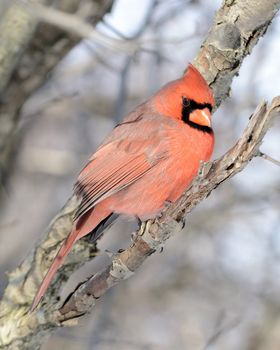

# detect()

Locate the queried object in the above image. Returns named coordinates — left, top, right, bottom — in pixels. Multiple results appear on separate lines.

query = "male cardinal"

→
left=31, top=64, right=214, bottom=311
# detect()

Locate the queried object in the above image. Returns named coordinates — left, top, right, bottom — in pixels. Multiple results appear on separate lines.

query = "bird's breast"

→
left=102, top=120, right=214, bottom=220
left=162, top=122, right=214, bottom=202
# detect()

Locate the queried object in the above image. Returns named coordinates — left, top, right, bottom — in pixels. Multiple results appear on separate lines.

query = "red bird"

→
left=31, top=64, right=214, bottom=311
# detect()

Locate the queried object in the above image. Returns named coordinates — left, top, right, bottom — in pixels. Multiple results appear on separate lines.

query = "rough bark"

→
left=0, top=0, right=279, bottom=348
left=194, top=0, right=280, bottom=108
left=0, top=0, right=113, bottom=197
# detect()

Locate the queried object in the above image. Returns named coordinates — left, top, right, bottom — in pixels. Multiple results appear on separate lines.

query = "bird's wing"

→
left=73, top=124, right=167, bottom=220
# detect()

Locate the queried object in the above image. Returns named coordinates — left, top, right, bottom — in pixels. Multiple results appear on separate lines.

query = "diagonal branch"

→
left=20, top=1, right=141, bottom=54
left=57, top=97, right=280, bottom=320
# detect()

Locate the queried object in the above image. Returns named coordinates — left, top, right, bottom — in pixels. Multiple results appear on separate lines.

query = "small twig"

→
left=203, top=310, right=240, bottom=350
left=257, top=151, right=280, bottom=167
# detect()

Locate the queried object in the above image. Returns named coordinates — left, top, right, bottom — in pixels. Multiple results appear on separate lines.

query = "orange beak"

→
left=189, top=108, right=211, bottom=128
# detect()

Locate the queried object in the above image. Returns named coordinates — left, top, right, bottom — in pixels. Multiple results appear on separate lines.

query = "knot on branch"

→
left=110, top=257, right=134, bottom=280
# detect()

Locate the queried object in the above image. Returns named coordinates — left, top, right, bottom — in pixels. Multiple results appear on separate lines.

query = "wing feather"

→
left=74, top=150, right=162, bottom=220
left=73, top=114, right=169, bottom=221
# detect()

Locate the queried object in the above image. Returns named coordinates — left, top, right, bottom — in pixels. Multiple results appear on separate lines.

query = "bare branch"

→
left=20, top=1, right=142, bottom=54
left=57, top=97, right=280, bottom=320
left=0, top=0, right=113, bottom=198
left=194, top=0, right=280, bottom=108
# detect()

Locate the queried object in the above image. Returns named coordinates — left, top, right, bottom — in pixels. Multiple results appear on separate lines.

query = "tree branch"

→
left=0, top=1, right=41, bottom=95
left=58, top=97, right=280, bottom=320
left=21, top=1, right=141, bottom=54
left=194, top=0, right=280, bottom=108
left=0, top=0, right=280, bottom=348
left=0, top=0, right=43, bottom=190
left=0, top=0, right=114, bottom=198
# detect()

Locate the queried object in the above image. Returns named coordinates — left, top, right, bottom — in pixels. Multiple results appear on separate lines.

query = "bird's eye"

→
left=182, top=97, right=190, bottom=107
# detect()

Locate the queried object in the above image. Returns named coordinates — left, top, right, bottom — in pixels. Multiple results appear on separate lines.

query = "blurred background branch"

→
left=0, top=0, right=113, bottom=201
left=21, top=1, right=141, bottom=54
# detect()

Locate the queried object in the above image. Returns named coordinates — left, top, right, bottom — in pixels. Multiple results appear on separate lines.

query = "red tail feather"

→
left=31, top=206, right=111, bottom=311
left=30, top=228, right=78, bottom=312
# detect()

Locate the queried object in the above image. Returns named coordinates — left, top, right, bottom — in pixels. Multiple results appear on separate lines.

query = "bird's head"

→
left=153, top=64, right=214, bottom=132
